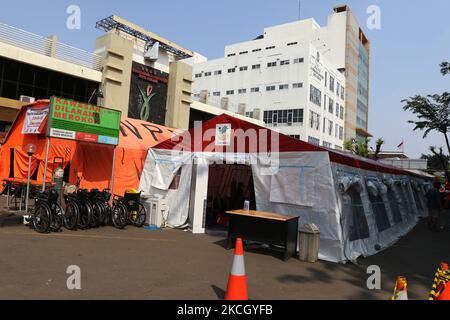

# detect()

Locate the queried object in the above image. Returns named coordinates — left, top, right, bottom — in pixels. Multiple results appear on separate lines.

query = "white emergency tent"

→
left=139, top=114, right=430, bottom=263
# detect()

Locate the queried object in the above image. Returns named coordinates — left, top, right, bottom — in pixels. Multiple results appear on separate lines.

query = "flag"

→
left=397, top=141, right=404, bottom=149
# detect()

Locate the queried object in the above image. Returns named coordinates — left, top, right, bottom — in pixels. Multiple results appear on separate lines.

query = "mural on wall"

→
left=128, top=62, right=169, bottom=125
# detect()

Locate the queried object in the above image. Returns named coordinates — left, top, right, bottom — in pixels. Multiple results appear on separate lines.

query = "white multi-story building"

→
left=192, top=19, right=346, bottom=149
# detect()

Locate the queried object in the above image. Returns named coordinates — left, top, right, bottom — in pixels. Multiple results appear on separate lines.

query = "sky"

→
left=1, top=0, right=449, bottom=158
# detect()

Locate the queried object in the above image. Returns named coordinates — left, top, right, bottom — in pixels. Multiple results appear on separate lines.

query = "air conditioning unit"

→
left=144, top=41, right=159, bottom=61
left=238, top=103, right=246, bottom=115
left=220, top=97, right=229, bottom=110
left=199, top=90, right=209, bottom=104
left=253, top=108, right=261, bottom=120
left=144, top=196, right=169, bottom=228
left=20, top=95, right=35, bottom=103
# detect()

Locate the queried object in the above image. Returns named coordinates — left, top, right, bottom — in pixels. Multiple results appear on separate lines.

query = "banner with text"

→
left=22, top=106, right=49, bottom=134
left=48, top=97, right=121, bottom=145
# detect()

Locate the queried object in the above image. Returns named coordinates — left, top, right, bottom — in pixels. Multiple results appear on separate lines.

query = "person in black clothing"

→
left=426, top=181, right=444, bottom=231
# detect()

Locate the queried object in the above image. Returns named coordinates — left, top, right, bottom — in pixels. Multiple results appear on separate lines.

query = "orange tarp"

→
left=0, top=100, right=179, bottom=195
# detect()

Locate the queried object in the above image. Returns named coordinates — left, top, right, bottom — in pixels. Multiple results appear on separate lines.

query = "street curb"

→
left=0, top=214, right=23, bottom=227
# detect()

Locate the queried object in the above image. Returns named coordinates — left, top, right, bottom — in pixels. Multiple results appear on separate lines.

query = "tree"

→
left=343, top=138, right=370, bottom=158
left=402, top=62, right=450, bottom=156
left=402, top=92, right=450, bottom=156
left=373, top=138, right=385, bottom=160
left=422, top=146, right=450, bottom=180
left=440, top=62, right=450, bottom=76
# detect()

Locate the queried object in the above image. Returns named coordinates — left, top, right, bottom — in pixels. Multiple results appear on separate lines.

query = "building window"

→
left=213, top=91, right=221, bottom=97
left=226, top=90, right=234, bottom=95
left=309, top=111, right=320, bottom=130
left=239, top=51, right=248, bottom=55
left=280, top=60, right=290, bottom=65
left=339, top=106, right=344, bottom=120
left=266, top=46, right=275, bottom=50
left=309, top=85, right=322, bottom=107
left=227, top=68, right=236, bottom=73
left=266, top=85, right=276, bottom=91
left=204, top=72, right=211, bottom=77
left=227, top=53, right=236, bottom=57
left=252, top=64, right=261, bottom=70
left=239, top=66, right=248, bottom=71
left=339, top=126, right=344, bottom=140
left=335, top=124, right=339, bottom=138
left=279, top=84, right=289, bottom=90
left=238, top=88, right=247, bottom=94
left=341, top=86, right=345, bottom=100
left=337, top=82, right=341, bottom=96
left=292, top=82, right=303, bottom=89
left=323, top=141, right=332, bottom=148
left=335, top=145, right=343, bottom=151
left=323, top=117, right=326, bottom=133
left=263, top=109, right=303, bottom=126
left=294, top=58, right=304, bottom=64
left=292, top=109, right=303, bottom=123
left=267, top=62, right=277, bottom=68
left=214, top=70, right=222, bottom=75
left=323, top=95, right=327, bottom=110
left=245, top=111, right=254, bottom=118
left=329, top=76, right=335, bottom=92
left=328, top=98, right=334, bottom=114
left=335, top=103, right=340, bottom=117
left=251, top=87, right=260, bottom=93
left=287, top=42, right=298, bottom=46
left=328, top=120, right=333, bottom=136
left=290, top=135, right=301, bottom=140
left=195, top=73, right=202, bottom=78
left=308, top=136, right=320, bottom=146
left=252, top=48, right=262, bottom=52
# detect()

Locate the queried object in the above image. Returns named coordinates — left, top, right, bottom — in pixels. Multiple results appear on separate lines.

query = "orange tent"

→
left=0, top=100, right=179, bottom=195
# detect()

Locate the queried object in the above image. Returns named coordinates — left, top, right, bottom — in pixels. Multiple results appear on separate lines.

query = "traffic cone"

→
left=224, top=238, right=248, bottom=300
left=429, top=262, right=450, bottom=300
left=390, top=276, right=408, bottom=300
left=437, top=283, right=450, bottom=300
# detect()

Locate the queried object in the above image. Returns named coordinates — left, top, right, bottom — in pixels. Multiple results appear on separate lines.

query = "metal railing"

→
left=0, top=22, right=102, bottom=71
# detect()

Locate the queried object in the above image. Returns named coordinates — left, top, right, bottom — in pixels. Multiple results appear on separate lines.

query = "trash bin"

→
left=298, top=223, right=320, bottom=263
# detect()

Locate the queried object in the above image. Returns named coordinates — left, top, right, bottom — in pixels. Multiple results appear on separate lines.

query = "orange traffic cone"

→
left=390, top=276, right=408, bottom=300
left=224, top=238, right=248, bottom=300
left=437, top=283, right=450, bottom=300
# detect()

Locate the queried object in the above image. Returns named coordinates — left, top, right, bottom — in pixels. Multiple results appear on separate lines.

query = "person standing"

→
left=426, top=181, right=444, bottom=231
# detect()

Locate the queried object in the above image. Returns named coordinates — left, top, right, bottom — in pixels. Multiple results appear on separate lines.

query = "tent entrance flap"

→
left=205, top=164, right=256, bottom=230
left=73, top=142, right=115, bottom=192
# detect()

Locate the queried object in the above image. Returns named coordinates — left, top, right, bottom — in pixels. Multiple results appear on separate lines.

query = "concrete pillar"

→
left=94, top=31, right=134, bottom=116
left=165, top=61, right=193, bottom=130
left=46, top=35, right=57, bottom=57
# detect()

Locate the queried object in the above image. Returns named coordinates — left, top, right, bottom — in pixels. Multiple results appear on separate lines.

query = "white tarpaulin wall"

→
left=139, top=147, right=429, bottom=263
left=332, top=163, right=428, bottom=262
left=139, top=114, right=430, bottom=263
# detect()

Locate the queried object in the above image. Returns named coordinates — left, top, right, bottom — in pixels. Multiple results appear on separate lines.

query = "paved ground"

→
left=0, top=196, right=449, bottom=300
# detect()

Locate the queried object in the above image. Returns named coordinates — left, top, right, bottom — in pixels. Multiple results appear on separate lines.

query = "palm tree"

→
left=373, top=138, right=385, bottom=160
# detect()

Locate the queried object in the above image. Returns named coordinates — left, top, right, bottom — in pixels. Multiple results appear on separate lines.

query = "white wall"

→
left=192, top=35, right=346, bottom=149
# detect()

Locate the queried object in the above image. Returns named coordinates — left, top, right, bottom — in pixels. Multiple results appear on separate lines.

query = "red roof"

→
left=154, top=114, right=417, bottom=177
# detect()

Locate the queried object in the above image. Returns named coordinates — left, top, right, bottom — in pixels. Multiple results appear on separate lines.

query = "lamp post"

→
left=25, top=143, right=36, bottom=213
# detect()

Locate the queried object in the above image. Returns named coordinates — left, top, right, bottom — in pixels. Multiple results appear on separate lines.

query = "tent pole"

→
left=110, top=145, right=117, bottom=193
left=42, top=137, right=51, bottom=191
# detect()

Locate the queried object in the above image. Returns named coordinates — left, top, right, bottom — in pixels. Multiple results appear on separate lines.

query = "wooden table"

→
left=226, top=210, right=299, bottom=261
